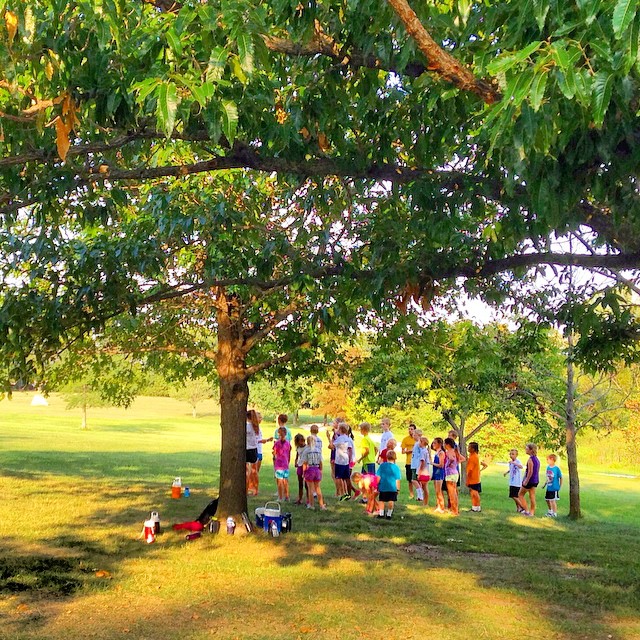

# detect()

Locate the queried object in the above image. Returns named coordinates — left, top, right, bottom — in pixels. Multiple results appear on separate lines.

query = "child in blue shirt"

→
left=376, top=450, right=401, bottom=519
left=543, top=454, right=563, bottom=518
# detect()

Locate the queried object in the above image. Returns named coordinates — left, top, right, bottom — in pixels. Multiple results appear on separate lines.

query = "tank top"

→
left=529, top=455, right=540, bottom=484
left=433, top=451, right=444, bottom=480
left=444, top=450, right=458, bottom=476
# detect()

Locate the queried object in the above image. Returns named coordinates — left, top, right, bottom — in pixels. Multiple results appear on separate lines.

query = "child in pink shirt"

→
left=273, top=427, right=292, bottom=501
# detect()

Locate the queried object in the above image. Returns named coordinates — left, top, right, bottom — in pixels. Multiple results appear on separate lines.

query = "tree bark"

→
left=457, top=416, right=468, bottom=491
left=215, top=291, right=250, bottom=521
left=81, top=385, right=88, bottom=429
left=443, top=410, right=467, bottom=490
left=565, top=336, right=582, bottom=519
left=386, top=0, right=501, bottom=103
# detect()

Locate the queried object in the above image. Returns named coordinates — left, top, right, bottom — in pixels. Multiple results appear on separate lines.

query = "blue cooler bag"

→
left=255, top=502, right=291, bottom=534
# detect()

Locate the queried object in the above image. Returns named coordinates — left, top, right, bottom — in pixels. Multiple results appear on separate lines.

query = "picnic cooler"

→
left=255, top=502, right=292, bottom=534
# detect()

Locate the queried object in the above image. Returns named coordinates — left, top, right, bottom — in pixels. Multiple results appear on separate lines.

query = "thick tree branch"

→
left=245, top=343, right=311, bottom=378
left=466, top=415, right=493, bottom=440
left=103, top=343, right=217, bottom=360
left=0, top=129, right=213, bottom=168
left=0, top=110, right=36, bottom=123
left=386, top=0, right=501, bottom=104
left=139, top=250, right=640, bottom=308
left=143, top=0, right=181, bottom=12
left=459, top=250, right=640, bottom=279
left=242, top=301, right=302, bottom=354
left=262, top=27, right=427, bottom=78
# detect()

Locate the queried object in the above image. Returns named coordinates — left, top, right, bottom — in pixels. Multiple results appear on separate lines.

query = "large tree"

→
left=3, top=0, right=640, bottom=517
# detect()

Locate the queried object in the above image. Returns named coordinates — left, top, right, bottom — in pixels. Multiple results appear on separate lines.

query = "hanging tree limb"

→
left=386, top=0, right=501, bottom=104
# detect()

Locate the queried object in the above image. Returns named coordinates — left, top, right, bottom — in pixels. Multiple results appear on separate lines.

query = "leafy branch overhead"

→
left=1, top=0, right=640, bottom=376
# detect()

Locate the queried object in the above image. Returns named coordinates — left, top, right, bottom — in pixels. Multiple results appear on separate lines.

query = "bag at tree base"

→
left=196, top=498, right=219, bottom=525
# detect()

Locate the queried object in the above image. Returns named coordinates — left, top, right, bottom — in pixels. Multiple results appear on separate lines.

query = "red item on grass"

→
left=172, top=521, right=204, bottom=532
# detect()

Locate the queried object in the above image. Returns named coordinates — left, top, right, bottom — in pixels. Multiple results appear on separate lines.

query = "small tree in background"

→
left=62, top=381, right=114, bottom=430
left=170, top=377, right=217, bottom=418
left=250, top=376, right=313, bottom=425
left=311, top=377, right=350, bottom=424
left=354, top=319, right=562, bottom=486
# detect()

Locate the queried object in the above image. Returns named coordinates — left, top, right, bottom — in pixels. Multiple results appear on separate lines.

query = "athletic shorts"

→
left=378, top=491, right=398, bottom=502
left=522, top=481, right=539, bottom=490
left=405, top=464, right=413, bottom=483
left=445, top=473, right=459, bottom=484
left=304, top=466, right=322, bottom=483
left=296, top=466, right=304, bottom=477
left=410, top=469, right=419, bottom=481
left=246, top=448, right=258, bottom=464
left=432, top=470, right=444, bottom=482
left=509, top=485, right=521, bottom=498
left=275, top=469, right=290, bottom=480
left=362, top=463, right=376, bottom=474
left=467, top=482, right=481, bottom=493
left=335, top=463, right=350, bottom=480
left=545, top=490, right=559, bottom=501
left=418, top=474, right=431, bottom=483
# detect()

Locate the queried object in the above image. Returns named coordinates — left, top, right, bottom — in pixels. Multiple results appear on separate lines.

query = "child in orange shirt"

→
left=465, top=442, right=487, bottom=512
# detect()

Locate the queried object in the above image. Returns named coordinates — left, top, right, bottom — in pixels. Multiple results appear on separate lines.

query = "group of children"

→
left=504, top=444, right=563, bottom=517
left=247, top=412, right=563, bottom=520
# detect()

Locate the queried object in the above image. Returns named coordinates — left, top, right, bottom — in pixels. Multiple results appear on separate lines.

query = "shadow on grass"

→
left=0, top=450, right=220, bottom=483
left=3, top=495, right=640, bottom=640
left=253, top=498, right=640, bottom=638
left=0, top=542, right=85, bottom=597
left=2, top=464, right=640, bottom=640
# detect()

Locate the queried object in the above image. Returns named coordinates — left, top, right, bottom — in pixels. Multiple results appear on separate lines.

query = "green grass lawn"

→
left=1, top=392, right=639, bottom=640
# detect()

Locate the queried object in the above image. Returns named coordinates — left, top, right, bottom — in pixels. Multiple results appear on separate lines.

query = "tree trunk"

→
left=81, top=386, right=88, bottom=429
left=192, top=405, right=197, bottom=418
left=217, top=373, right=249, bottom=519
left=457, top=417, right=468, bottom=491
left=565, top=337, right=582, bottom=519
left=215, top=291, right=250, bottom=523
left=443, top=411, right=467, bottom=491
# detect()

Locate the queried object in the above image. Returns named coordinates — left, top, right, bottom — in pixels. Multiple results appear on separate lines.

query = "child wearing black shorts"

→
left=376, top=450, right=401, bottom=519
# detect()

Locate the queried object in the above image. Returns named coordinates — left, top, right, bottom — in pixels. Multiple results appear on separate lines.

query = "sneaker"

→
left=385, top=515, right=392, bottom=520
left=522, top=511, right=533, bottom=517
left=377, top=514, right=384, bottom=519
left=320, top=505, right=328, bottom=511
left=295, top=500, right=303, bottom=505
left=306, top=504, right=314, bottom=510
left=339, top=494, right=351, bottom=502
